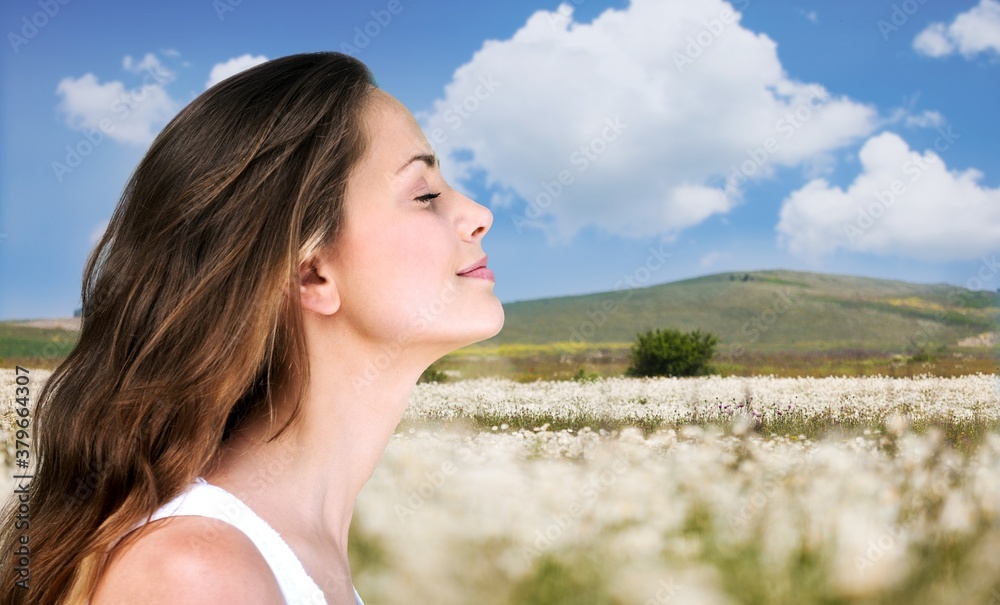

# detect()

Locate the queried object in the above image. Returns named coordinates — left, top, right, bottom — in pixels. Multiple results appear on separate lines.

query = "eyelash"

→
left=415, top=192, right=441, bottom=204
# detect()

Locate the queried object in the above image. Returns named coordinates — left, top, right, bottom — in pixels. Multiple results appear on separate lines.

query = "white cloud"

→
left=882, top=94, right=946, bottom=131
left=776, top=131, right=1000, bottom=261
left=55, top=52, right=271, bottom=148
left=206, top=54, right=268, bottom=89
left=489, top=190, right=517, bottom=209
left=699, top=250, right=729, bottom=268
left=903, top=109, right=945, bottom=129
left=913, top=0, right=1000, bottom=59
left=418, top=0, right=877, bottom=244
left=122, top=52, right=175, bottom=82
left=56, top=52, right=180, bottom=147
left=913, top=23, right=955, bottom=57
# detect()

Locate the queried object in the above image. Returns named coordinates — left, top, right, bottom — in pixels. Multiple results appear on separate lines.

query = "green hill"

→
left=474, top=269, right=999, bottom=355
left=0, top=322, right=77, bottom=364
left=2, top=270, right=997, bottom=369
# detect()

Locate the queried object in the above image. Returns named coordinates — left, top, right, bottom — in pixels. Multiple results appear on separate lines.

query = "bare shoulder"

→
left=91, top=515, right=286, bottom=605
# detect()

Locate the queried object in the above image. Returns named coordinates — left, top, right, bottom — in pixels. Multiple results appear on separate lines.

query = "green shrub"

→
left=907, top=346, right=938, bottom=364
left=571, top=367, right=601, bottom=383
left=625, top=327, right=718, bottom=377
left=418, top=363, right=449, bottom=383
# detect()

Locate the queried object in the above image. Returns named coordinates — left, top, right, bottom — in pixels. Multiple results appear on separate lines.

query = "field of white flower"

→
left=3, top=370, right=1000, bottom=603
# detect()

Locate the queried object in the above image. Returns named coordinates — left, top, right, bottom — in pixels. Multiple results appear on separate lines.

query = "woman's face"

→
left=321, top=89, right=504, bottom=358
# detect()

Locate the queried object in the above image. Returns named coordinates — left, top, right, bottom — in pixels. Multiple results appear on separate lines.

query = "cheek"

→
left=383, top=219, right=452, bottom=295
left=345, top=215, right=453, bottom=320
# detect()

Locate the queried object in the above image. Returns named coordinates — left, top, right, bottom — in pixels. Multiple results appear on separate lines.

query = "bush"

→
left=907, top=346, right=939, bottom=364
left=418, top=362, right=449, bottom=383
left=625, top=327, right=718, bottom=378
left=571, top=367, right=601, bottom=383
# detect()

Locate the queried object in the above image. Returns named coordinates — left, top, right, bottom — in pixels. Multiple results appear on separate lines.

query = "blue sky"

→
left=2, top=0, right=999, bottom=320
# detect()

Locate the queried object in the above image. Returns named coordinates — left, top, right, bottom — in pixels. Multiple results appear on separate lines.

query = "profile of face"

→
left=301, top=88, right=504, bottom=364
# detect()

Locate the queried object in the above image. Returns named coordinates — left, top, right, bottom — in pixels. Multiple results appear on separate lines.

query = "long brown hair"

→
left=0, top=51, right=378, bottom=604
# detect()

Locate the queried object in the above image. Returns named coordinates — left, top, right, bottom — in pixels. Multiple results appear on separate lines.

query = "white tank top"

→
left=116, top=477, right=363, bottom=605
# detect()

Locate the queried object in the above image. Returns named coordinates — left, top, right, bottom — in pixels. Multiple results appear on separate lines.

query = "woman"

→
left=0, top=51, right=504, bottom=604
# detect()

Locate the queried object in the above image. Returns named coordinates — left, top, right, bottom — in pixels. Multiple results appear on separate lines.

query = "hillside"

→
left=474, top=269, right=999, bottom=354
left=1, top=270, right=997, bottom=368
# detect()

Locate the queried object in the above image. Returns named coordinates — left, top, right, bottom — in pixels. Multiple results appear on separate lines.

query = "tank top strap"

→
left=142, top=477, right=330, bottom=605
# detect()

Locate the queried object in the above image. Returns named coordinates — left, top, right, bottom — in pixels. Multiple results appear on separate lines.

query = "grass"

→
left=4, top=269, right=997, bottom=374
left=5, top=333, right=994, bottom=382
left=0, top=323, right=77, bottom=369
left=424, top=345, right=997, bottom=383
left=509, top=554, right=612, bottom=605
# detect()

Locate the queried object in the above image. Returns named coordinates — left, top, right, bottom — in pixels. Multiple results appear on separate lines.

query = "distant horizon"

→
left=501, top=265, right=1000, bottom=306
left=3, top=265, right=996, bottom=323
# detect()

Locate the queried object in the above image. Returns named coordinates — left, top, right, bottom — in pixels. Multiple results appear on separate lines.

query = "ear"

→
left=298, top=253, right=341, bottom=316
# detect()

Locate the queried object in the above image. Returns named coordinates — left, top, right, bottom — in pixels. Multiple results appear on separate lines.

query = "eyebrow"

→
left=395, top=152, right=439, bottom=176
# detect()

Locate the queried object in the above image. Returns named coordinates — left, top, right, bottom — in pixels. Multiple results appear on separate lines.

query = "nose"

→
left=455, top=191, right=493, bottom=241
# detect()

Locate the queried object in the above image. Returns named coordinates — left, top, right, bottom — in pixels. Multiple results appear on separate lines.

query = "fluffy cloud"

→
left=776, top=131, right=1000, bottom=261
left=417, top=0, right=878, bottom=244
left=903, top=110, right=944, bottom=129
left=56, top=53, right=179, bottom=146
left=913, top=0, right=1000, bottom=59
left=56, top=53, right=271, bottom=147
left=206, top=54, right=268, bottom=89
left=122, top=52, right=174, bottom=79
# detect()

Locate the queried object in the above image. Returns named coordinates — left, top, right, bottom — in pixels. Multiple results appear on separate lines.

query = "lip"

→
left=457, top=255, right=494, bottom=282
left=457, top=254, right=488, bottom=275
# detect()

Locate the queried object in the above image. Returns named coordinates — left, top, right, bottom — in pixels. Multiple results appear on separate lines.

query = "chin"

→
left=452, top=310, right=505, bottom=350
left=480, top=298, right=505, bottom=339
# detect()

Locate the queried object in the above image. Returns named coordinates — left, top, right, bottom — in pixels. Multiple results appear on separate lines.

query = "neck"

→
left=205, top=322, right=435, bottom=561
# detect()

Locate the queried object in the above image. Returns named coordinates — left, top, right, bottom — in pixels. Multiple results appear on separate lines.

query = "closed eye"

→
left=415, top=192, right=441, bottom=204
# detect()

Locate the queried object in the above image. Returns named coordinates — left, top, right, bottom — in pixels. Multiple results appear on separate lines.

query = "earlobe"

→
left=298, top=257, right=341, bottom=316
